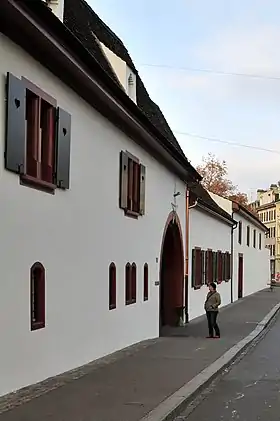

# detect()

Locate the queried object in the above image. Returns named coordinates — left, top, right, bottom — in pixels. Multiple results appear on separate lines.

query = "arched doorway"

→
left=159, top=214, right=184, bottom=329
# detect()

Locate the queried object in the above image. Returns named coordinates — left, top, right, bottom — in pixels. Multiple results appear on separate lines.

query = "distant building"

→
left=250, top=184, right=280, bottom=279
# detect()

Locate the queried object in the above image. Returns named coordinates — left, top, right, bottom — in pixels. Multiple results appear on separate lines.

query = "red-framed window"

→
left=119, top=151, right=146, bottom=217
left=30, top=262, right=45, bottom=331
left=143, top=263, right=149, bottom=301
left=5, top=73, right=71, bottom=193
left=225, top=252, right=231, bottom=281
left=125, top=263, right=137, bottom=305
left=109, top=263, right=116, bottom=310
left=25, top=88, right=55, bottom=185
left=246, top=226, right=250, bottom=246
left=238, top=221, right=242, bottom=244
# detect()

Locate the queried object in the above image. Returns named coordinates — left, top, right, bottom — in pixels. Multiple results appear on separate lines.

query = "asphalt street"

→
left=174, top=311, right=280, bottom=421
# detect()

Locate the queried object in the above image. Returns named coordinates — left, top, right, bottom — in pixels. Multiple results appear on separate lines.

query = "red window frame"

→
left=238, top=221, right=242, bottom=244
left=22, top=79, right=57, bottom=192
left=30, top=262, right=45, bottom=331
left=143, top=263, right=148, bottom=301
left=109, top=263, right=116, bottom=310
left=127, top=157, right=140, bottom=216
left=125, top=263, right=137, bottom=305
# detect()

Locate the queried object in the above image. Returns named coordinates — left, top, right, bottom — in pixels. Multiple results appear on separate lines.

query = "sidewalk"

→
left=0, top=289, right=280, bottom=421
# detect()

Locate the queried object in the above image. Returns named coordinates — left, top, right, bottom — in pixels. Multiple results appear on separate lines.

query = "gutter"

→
left=197, top=201, right=235, bottom=226
left=231, top=211, right=238, bottom=303
left=185, top=190, right=198, bottom=323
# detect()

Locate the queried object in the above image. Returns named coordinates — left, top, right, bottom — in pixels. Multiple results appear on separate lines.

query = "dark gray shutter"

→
left=119, top=151, right=128, bottom=209
left=5, top=73, right=26, bottom=174
left=56, top=107, right=71, bottom=189
left=139, top=164, right=146, bottom=215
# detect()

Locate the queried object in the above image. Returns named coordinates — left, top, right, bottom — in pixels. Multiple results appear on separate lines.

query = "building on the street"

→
left=211, top=193, right=270, bottom=300
left=0, top=0, right=201, bottom=397
left=251, top=184, right=280, bottom=279
left=187, top=187, right=270, bottom=322
left=187, top=185, right=235, bottom=321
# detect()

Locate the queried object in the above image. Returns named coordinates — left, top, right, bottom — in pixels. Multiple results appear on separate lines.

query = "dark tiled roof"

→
left=190, top=183, right=234, bottom=223
left=63, top=0, right=188, bottom=158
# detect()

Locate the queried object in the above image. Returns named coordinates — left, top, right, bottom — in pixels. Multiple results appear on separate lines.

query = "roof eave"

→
left=1, top=0, right=200, bottom=183
left=196, top=200, right=236, bottom=226
left=232, top=202, right=268, bottom=232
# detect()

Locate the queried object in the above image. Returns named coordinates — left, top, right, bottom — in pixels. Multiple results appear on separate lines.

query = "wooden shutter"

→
left=56, top=107, right=71, bottom=189
left=139, top=164, right=146, bottom=215
left=213, top=252, right=217, bottom=282
left=120, top=151, right=128, bottom=209
left=208, top=250, right=213, bottom=283
left=191, top=249, right=196, bottom=288
left=217, top=251, right=222, bottom=283
left=5, top=73, right=26, bottom=174
left=195, top=248, right=202, bottom=288
left=205, top=250, right=208, bottom=284
left=201, top=250, right=205, bottom=284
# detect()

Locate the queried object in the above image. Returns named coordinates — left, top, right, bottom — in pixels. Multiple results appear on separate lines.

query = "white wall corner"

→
left=45, top=0, right=64, bottom=22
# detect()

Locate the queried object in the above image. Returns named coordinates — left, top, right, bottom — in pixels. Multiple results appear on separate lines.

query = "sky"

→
left=89, top=0, right=280, bottom=200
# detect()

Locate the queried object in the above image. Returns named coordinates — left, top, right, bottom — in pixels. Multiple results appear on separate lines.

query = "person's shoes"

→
left=214, top=335, right=220, bottom=339
left=206, top=336, right=214, bottom=339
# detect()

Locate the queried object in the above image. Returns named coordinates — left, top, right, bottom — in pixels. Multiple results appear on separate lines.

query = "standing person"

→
left=204, top=282, right=221, bottom=338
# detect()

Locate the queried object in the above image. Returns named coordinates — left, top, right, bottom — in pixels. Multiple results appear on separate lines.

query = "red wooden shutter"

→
left=41, top=103, right=55, bottom=183
left=217, top=251, right=222, bottom=283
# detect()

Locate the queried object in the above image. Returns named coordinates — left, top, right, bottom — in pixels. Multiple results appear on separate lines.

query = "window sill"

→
left=31, top=321, right=45, bottom=331
left=125, top=209, right=140, bottom=219
left=109, top=304, right=116, bottom=310
left=126, top=299, right=136, bottom=305
left=193, top=285, right=202, bottom=290
left=144, top=297, right=148, bottom=301
left=20, top=174, right=56, bottom=194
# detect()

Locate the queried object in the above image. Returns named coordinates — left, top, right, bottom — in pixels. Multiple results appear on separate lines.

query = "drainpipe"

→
left=185, top=188, right=198, bottom=323
left=231, top=212, right=238, bottom=303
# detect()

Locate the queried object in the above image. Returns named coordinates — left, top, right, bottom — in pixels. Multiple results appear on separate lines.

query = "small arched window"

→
left=109, top=263, right=116, bottom=310
left=30, top=262, right=45, bottom=331
left=131, top=263, right=137, bottom=303
left=125, top=263, right=131, bottom=305
left=143, top=263, right=148, bottom=301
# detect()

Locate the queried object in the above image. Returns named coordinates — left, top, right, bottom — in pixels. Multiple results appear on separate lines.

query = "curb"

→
left=139, top=302, right=280, bottom=421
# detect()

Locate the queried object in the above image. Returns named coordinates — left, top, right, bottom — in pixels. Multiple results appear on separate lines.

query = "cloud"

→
left=186, top=24, right=280, bottom=102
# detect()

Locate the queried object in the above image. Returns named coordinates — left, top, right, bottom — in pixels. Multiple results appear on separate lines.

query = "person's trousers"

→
left=206, top=311, right=220, bottom=337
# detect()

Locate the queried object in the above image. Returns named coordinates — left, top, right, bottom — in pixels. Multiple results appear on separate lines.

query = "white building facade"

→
left=210, top=193, right=270, bottom=301
left=0, top=0, right=200, bottom=397
left=188, top=187, right=234, bottom=321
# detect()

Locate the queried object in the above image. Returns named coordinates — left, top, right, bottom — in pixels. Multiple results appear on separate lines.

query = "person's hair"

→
left=209, top=282, right=217, bottom=290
